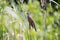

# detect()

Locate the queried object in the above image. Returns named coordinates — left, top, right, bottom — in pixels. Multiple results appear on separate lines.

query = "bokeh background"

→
left=0, top=0, right=60, bottom=40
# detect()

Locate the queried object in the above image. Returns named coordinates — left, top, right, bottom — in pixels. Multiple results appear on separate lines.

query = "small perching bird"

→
left=26, top=12, right=37, bottom=31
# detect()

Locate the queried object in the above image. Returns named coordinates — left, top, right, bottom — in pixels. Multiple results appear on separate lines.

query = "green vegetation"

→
left=0, top=0, right=60, bottom=40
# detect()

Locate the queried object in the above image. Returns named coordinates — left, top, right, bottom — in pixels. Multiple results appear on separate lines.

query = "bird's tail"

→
left=35, top=27, right=37, bottom=31
left=33, top=25, right=37, bottom=31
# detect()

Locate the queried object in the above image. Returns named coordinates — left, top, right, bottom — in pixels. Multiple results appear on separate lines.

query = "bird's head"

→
left=26, top=12, right=29, bottom=17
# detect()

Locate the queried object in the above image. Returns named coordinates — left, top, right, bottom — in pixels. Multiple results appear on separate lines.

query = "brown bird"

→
left=26, top=12, right=37, bottom=31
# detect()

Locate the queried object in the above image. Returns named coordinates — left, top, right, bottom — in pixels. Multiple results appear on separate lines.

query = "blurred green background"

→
left=0, top=0, right=60, bottom=40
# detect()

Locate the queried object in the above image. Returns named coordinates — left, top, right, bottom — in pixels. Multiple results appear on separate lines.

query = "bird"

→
left=26, top=12, right=37, bottom=31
